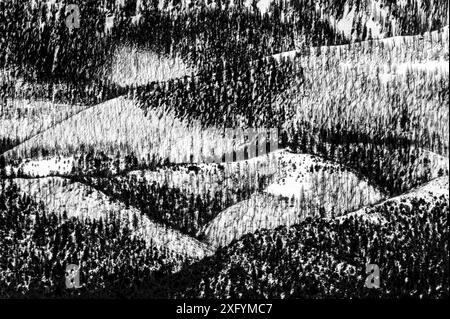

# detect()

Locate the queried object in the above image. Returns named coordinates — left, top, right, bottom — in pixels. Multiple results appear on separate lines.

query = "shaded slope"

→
left=2, top=177, right=212, bottom=259
left=163, top=176, right=448, bottom=298
left=2, top=97, right=241, bottom=175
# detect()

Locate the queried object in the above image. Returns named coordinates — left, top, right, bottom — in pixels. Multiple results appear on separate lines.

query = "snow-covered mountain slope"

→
left=315, top=0, right=448, bottom=40
left=274, top=26, right=449, bottom=73
left=126, top=150, right=281, bottom=196
left=2, top=97, right=242, bottom=174
left=263, top=152, right=384, bottom=207
left=3, top=177, right=213, bottom=259
left=279, top=29, right=449, bottom=158
left=340, top=175, right=449, bottom=224
left=202, top=151, right=385, bottom=248
left=0, top=99, right=88, bottom=147
left=202, top=192, right=295, bottom=248
left=90, top=148, right=446, bottom=239
left=4, top=28, right=448, bottom=180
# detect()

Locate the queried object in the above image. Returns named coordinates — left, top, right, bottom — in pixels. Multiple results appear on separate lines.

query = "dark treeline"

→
left=76, top=166, right=273, bottom=237
left=1, top=179, right=447, bottom=298
left=0, top=0, right=113, bottom=83
left=382, top=0, right=449, bottom=34
left=165, top=192, right=449, bottom=298
left=113, top=0, right=345, bottom=71
left=0, top=137, right=21, bottom=156
left=0, top=180, right=191, bottom=298
left=133, top=36, right=448, bottom=195
left=293, top=131, right=447, bottom=195
left=135, top=54, right=298, bottom=130
left=0, top=75, right=127, bottom=108
left=0, top=0, right=341, bottom=84
left=2, top=0, right=447, bottom=85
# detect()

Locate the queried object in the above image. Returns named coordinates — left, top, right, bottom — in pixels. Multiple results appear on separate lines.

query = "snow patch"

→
left=6, top=156, right=74, bottom=177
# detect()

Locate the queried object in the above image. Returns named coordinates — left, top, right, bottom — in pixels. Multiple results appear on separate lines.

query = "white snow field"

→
left=5, top=156, right=75, bottom=177
left=3, top=177, right=213, bottom=259
left=0, top=99, right=88, bottom=145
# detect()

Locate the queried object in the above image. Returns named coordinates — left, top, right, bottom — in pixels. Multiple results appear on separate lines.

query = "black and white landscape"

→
left=0, top=0, right=448, bottom=299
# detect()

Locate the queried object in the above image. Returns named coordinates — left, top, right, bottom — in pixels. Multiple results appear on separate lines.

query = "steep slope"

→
left=202, top=151, right=385, bottom=248
left=341, top=175, right=449, bottom=223
left=277, top=28, right=449, bottom=193
left=0, top=179, right=199, bottom=297
left=79, top=150, right=282, bottom=237
left=2, top=97, right=242, bottom=176
left=0, top=98, right=89, bottom=154
left=3, top=177, right=213, bottom=259
left=165, top=176, right=449, bottom=299
left=0, top=99, right=87, bottom=142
